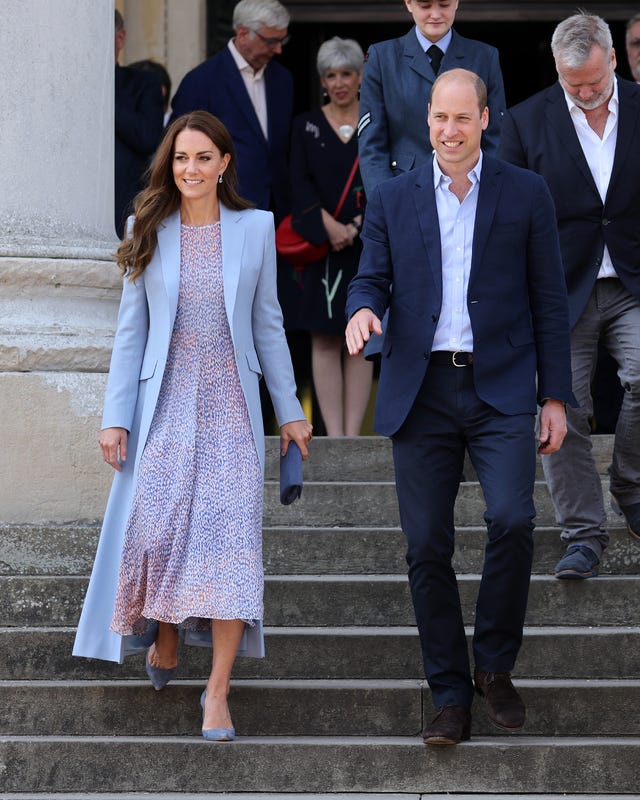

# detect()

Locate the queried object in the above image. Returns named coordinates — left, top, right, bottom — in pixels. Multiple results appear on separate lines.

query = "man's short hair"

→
left=430, top=69, right=488, bottom=115
left=232, top=0, right=290, bottom=32
left=115, top=9, right=124, bottom=33
left=551, top=12, right=613, bottom=69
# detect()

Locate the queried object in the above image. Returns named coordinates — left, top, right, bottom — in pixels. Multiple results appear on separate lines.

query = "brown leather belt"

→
left=429, top=351, right=474, bottom=367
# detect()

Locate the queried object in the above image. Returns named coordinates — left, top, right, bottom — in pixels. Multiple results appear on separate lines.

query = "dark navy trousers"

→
left=392, top=363, right=536, bottom=709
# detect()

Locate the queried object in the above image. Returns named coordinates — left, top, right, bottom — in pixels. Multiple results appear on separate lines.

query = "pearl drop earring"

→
left=218, top=174, right=223, bottom=184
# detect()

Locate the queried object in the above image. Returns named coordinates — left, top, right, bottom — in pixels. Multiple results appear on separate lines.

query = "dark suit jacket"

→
left=115, top=65, right=164, bottom=239
left=358, top=28, right=506, bottom=195
left=346, top=156, right=575, bottom=436
left=170, top=46, right=293, bottom=220
left=498, top=77, right=640, bottom=328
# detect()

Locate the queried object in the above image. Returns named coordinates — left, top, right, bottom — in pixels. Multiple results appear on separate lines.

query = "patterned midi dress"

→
left=110, top=223, right=264, bottom=636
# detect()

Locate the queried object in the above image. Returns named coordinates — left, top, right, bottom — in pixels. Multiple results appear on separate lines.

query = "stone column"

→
left=0, top=0, right=121, bottom=523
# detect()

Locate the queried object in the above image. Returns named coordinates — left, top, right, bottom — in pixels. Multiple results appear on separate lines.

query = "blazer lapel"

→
left=221, top=48, right=267, bottom=144
left=156, top=210, right=181, bottom=332
left=219, top=203, right=245, bottom=328
left=413, top=162, right=443, bottom=302
left=607, top=77, right=640, bottom=202
left=469, top=156, right=501, bottom=290
left=544, top=84, right=600, bottom=195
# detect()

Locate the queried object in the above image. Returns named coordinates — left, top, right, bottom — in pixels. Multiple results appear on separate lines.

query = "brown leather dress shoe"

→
left=474, top=669, right=525, bottom=731
left=422, top=705, right=471, bottom=745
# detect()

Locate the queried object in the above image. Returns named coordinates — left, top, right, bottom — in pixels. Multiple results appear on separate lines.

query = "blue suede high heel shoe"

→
left=200, top=690, right=235, bottom=741
left=145, top=649, right=177, bottom=691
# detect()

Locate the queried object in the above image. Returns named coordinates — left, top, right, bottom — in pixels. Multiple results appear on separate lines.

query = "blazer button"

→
left=602, top=218, right=610, bottom=226
left=431, top=314, right=438, bottom=323
left=390, top=160, right=397, bottom=168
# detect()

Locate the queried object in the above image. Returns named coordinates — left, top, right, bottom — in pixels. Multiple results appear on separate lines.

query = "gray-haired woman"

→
left=289, top=37, right=372, bottom=435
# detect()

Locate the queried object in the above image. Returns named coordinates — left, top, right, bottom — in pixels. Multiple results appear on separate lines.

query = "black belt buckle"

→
left=452, top=351, right=472, bottom=367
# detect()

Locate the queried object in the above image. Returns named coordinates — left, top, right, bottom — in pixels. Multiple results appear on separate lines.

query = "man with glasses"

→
left=170, top=0, right=292, bottom=220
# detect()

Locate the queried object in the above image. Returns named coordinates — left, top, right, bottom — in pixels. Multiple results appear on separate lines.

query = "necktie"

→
left=427, top=44, right=443, bottom=75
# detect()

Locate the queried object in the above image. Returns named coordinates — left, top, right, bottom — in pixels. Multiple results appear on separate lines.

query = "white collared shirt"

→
left=431, top=152, right=482, bottom=353
left=563, top=80, right=619, bottom=278
left=228, top=39, right=268, bottom=140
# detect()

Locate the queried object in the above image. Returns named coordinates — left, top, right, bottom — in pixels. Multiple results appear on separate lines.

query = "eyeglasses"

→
left=252, top=30, right=290, bottom=48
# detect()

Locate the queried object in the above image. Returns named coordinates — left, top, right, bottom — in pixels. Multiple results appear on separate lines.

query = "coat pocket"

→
left=246, top=349, right=263, bottom=377
left=139, top=353, right=158, bottom=380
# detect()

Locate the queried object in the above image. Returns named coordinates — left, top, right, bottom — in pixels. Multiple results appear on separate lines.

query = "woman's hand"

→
left=280, top=419, right=313, bottom=459
left=99, top=427, right=128, bottom=472
left=322, top=210, right=356, bottom=252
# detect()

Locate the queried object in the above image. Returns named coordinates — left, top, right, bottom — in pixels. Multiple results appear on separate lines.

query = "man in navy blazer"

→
left=170, top=0, right=292, bottom=220
left=499, top=12, right=640, bottom=579
left=357, top=0, right=505, bottom=196
left=346, top=69, right=574, bottom=744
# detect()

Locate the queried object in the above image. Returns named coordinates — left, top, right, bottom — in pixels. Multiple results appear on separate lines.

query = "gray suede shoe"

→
left=554, top=545, right=599, bottom=579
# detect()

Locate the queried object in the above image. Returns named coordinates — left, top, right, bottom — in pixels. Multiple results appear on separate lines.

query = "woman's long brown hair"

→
left=116, top=111, right=253, bottom=282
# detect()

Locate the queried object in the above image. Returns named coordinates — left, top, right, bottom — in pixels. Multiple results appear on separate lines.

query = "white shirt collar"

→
left=415, top=26, right=453, bottom=55
left=433, top=150, right=483, bottom=189
left=562, top=75, right=619, bottom=119
left=228, top=38, right=266, bottom=79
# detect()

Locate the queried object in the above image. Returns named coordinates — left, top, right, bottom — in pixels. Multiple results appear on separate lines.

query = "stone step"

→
left=0, top=796, right=634, bottom=800
left=2, top=524, right=638, bottom=576
left=0, top=736, right=638, bottom=794
left=263, top=478, right=630, bottom=528
left=1, top=679, right=638, bottom=738
left=263, top=435, right=616, bottom=482
left=1, top=626, right=638, bottom=681
left=0, top=791, right=635, bottom=800
left=2, top=574, right=637, bottom=628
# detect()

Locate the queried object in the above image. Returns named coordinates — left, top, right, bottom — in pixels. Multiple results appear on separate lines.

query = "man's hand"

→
left=538, top=399, right=567, bottom=454
left=345, top=308, right=383, bottom=355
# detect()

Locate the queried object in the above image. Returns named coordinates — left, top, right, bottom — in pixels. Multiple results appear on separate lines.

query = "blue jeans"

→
left=542, top=278, right=640, bottom=557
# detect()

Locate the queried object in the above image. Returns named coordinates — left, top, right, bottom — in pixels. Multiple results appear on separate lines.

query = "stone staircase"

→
left=1, top=434, right=639, bottom=798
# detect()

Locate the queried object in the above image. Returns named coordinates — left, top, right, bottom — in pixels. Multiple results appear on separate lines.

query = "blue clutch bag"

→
left=280, top=441, right=303, bottom=505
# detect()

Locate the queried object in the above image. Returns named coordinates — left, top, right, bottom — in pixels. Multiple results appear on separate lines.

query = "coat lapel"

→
left=607, top=77, right=640, bottom=203
left=413, top=162, right=443, bottom=302
left=469, top=155, right=501, bottom=291
left=404, top=30, right=434, bottom=82
left=544, top=84, right=600, bottom=195
left=220, top=203, right=245, bottom=328
left=222, top=48, right=267, bottom=145
left=156, top=210, right=181, bottom=332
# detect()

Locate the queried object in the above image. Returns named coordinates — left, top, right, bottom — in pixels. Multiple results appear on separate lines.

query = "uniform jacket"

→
left=498, top=76, right=640, bottom=328
left=346, top=156, right=575, bottom=436
left=73, top=206, right=303, bottom=663
left=358, top=28, right=506, bottom=195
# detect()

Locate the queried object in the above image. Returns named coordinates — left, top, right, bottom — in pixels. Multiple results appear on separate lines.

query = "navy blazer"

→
left=115, top=65, right=164, bottom=238
left=170, top=46, right=293, bottom=219
left=499, top=77, right=640, bottom=328
left=358, top=28, right=506, bottom=195
left=346, top=156, right=575, bottom=437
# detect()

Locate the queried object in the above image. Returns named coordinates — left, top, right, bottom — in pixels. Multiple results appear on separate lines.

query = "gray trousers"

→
left=542, top=278, right=640, bottom=557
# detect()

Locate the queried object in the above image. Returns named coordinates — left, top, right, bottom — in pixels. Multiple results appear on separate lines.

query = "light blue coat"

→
left=73, top=206, right=304, bottom=664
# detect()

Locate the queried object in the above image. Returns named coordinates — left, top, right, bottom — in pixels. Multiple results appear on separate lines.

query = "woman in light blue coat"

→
left=73, top=111, right=312, bottom=741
